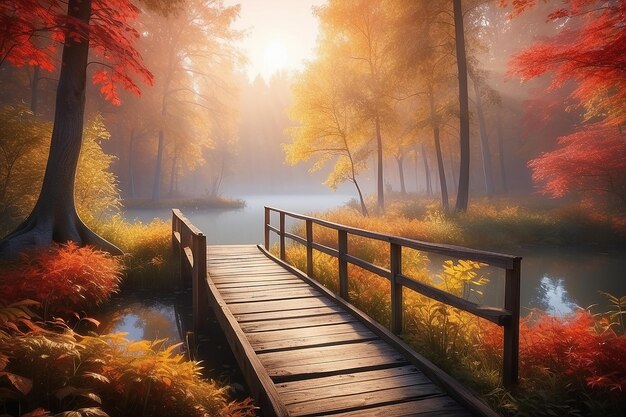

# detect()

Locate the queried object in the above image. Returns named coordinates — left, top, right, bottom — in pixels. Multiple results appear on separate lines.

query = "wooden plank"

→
left=203, top=260, right=289, bottom=416
left=227, top=297, right=335, bottom=315
left=234, top=306, right=346, bottom=323
left=220, top=287, right=322, bottom=303
left=210, top=273, right=297, bottom=283
left=258, top=341, right=409, bottom=379
left=285, top=385, right=443, bottom=417
left=250, top=330, right=378, bottom=353
left=216, top=281, right=310, bottom=291
left=330, top=396, right=471, bottom=417
left=257, top=340, right=402, bottom=368
left=280, top=373, right=434, bottom=404
left=247, top=322, right=373, bottom=344
left=240, top=312, right=356, bottom=332
left=275, top=365, right=423, bottom=393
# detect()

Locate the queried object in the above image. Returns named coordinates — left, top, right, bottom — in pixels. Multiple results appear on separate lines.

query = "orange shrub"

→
left=0, top=243, right=122, bottom=318
left=481, top=310, right=626, bottom=392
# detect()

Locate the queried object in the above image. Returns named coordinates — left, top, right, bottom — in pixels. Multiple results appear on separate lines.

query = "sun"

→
left=262, top=40, right=289, bottom=79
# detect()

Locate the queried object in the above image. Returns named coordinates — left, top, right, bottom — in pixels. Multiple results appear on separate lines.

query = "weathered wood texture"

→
left=206, top=245, right=479, bottom=417
left=264, top=206, right=521, bottom=387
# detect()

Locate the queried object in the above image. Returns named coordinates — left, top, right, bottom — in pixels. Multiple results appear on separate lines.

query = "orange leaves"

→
left=0, top=243, right=123, bottom=318
left=482, top=310, right=626, bottom=392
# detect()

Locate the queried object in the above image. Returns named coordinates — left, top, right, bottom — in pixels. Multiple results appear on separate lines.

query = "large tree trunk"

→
left=396, top=155, right=406, bottom=195
left=374, top=115, right=384, bottom=213
left=471, top=76, right=495, bottom=197
left=0, top=0, right=120, bottom=257
left=454, top=0, right=470, bottom=213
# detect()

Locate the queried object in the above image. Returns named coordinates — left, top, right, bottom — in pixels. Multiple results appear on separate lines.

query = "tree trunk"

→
left=454, top=0, right=470, bottom=213
left=375, top=115, right=384, bottom=213
left=0, top=0, right=120, bottom=257
left=152, top=129, right=165, bottom=201
left=212, top=159, right=225, bottom=197
left=429, top=93, right=449, bottom=212
left=447, top=137, right=458, bottom=194
left=353, top=179, right=369, bottom=217
left=421, top=143, right=433, bottom=196
left=471, top=76, right=495, bottom=197
left=168, top=153, right=177, bottom=196
left=497, top=106, right=508, bottom=193
left=396, top=155, right=406, bottom=195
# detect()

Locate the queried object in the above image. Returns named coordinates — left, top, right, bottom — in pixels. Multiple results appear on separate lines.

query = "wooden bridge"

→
left=172, top=207, right=521, bottom=417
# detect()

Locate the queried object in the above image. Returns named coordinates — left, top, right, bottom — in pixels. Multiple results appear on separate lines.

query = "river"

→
left=123, top=193, right=625, bottom=316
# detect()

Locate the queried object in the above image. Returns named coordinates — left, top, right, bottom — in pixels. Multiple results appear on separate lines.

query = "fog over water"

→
left=124, top=194, right=624, bottom=316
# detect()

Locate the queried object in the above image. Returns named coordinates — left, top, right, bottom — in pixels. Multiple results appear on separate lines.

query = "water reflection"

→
left=102, top=302, right=181, bottom=343
left=530, top=276, right=577, bottom=315
left=124, top=193, right=352, bottom=245
left=96, top=296, right=187, bottom=354
left=122, top=194, right=626, bottom=314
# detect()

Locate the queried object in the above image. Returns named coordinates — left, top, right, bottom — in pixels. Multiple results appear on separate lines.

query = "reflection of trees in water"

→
left=529, top=276, right=576, bottom=316
left=96, top=293, right=193, bottom=353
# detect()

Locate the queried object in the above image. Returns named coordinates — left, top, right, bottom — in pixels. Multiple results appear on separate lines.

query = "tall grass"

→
left=280, top=198, right=626, bottom=416
left=92, top=215, right=174, bottom=290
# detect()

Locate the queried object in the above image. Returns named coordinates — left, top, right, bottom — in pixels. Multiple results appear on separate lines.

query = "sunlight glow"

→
left=263, top=40, right=289, bottom=80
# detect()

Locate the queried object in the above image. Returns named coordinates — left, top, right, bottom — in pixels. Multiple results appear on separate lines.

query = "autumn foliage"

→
left=482, top=310, right=626, bottom=393
left=506, top=0, right=626, bottom=211
left=0, top=243, right=122, bottom=317
left=0, top=0, right=153, bottom=105
left=529, top=124, right=626, bottom=207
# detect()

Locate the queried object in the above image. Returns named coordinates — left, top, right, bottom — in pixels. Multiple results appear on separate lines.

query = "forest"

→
left=0, top=0, right=625, bottom=416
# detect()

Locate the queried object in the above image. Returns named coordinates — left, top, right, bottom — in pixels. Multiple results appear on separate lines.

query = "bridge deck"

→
left=205, top=244, right=488, bottom=417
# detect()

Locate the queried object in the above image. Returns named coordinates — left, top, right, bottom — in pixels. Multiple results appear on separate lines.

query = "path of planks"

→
left=205, top=245, right=478, bottom=417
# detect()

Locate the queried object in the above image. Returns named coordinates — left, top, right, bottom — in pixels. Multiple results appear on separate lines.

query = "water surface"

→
left=123, top=194, right=625, bottom=315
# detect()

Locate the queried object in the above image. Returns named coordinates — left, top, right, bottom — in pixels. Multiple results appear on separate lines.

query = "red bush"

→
left=481, top=310, right=626, bottom=392
left=0, top=243, right=122, bottom=317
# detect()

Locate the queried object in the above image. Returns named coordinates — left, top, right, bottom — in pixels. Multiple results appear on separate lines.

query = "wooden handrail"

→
left=172, top=209, right=208, bottom=338
left=264, top=206, right=521, bottom=387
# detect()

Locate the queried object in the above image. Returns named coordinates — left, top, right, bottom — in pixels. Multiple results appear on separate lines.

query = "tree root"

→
left=0, top=211, right=122, bottom=258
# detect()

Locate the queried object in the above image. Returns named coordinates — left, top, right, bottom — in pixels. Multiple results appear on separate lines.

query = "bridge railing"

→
left=172, top=209, right=207, bottom=338
left=264, top=206, right=521, bottom=387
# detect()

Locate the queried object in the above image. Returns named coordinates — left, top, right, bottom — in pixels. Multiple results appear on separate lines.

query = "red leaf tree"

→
left=529, top=124, right=626, bottom=206
left=504, top=0, right=626, bottom=210
left=0, top=0, right=166, bottom=256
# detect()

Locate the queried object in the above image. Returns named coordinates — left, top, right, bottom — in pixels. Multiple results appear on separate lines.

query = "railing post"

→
left=192, top=233, right=207, bottom=338
left=279, top=212, right=286, bottom=261
left=264, top=207, right=270, bottom=250
left=180, top=227, right=190, bottom=287
left=306, top=219, right=313, bottom=277
left=390, top=242, right=403, bottom=334
left=503, top=257, right=521, bottom=387
left=338, top=230, right=348, bottom=300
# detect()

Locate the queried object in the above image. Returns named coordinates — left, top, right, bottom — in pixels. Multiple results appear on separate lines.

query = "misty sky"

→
left=225, top=0, right=325, bottom=81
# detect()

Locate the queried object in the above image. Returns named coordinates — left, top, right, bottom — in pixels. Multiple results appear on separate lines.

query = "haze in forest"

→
left=1, top=0, right=623, bottom=229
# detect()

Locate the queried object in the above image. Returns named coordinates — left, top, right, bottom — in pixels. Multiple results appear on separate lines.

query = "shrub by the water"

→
left=0, top=243, right=122, bottom=319
left=94, top=215, right=173, bottom=289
